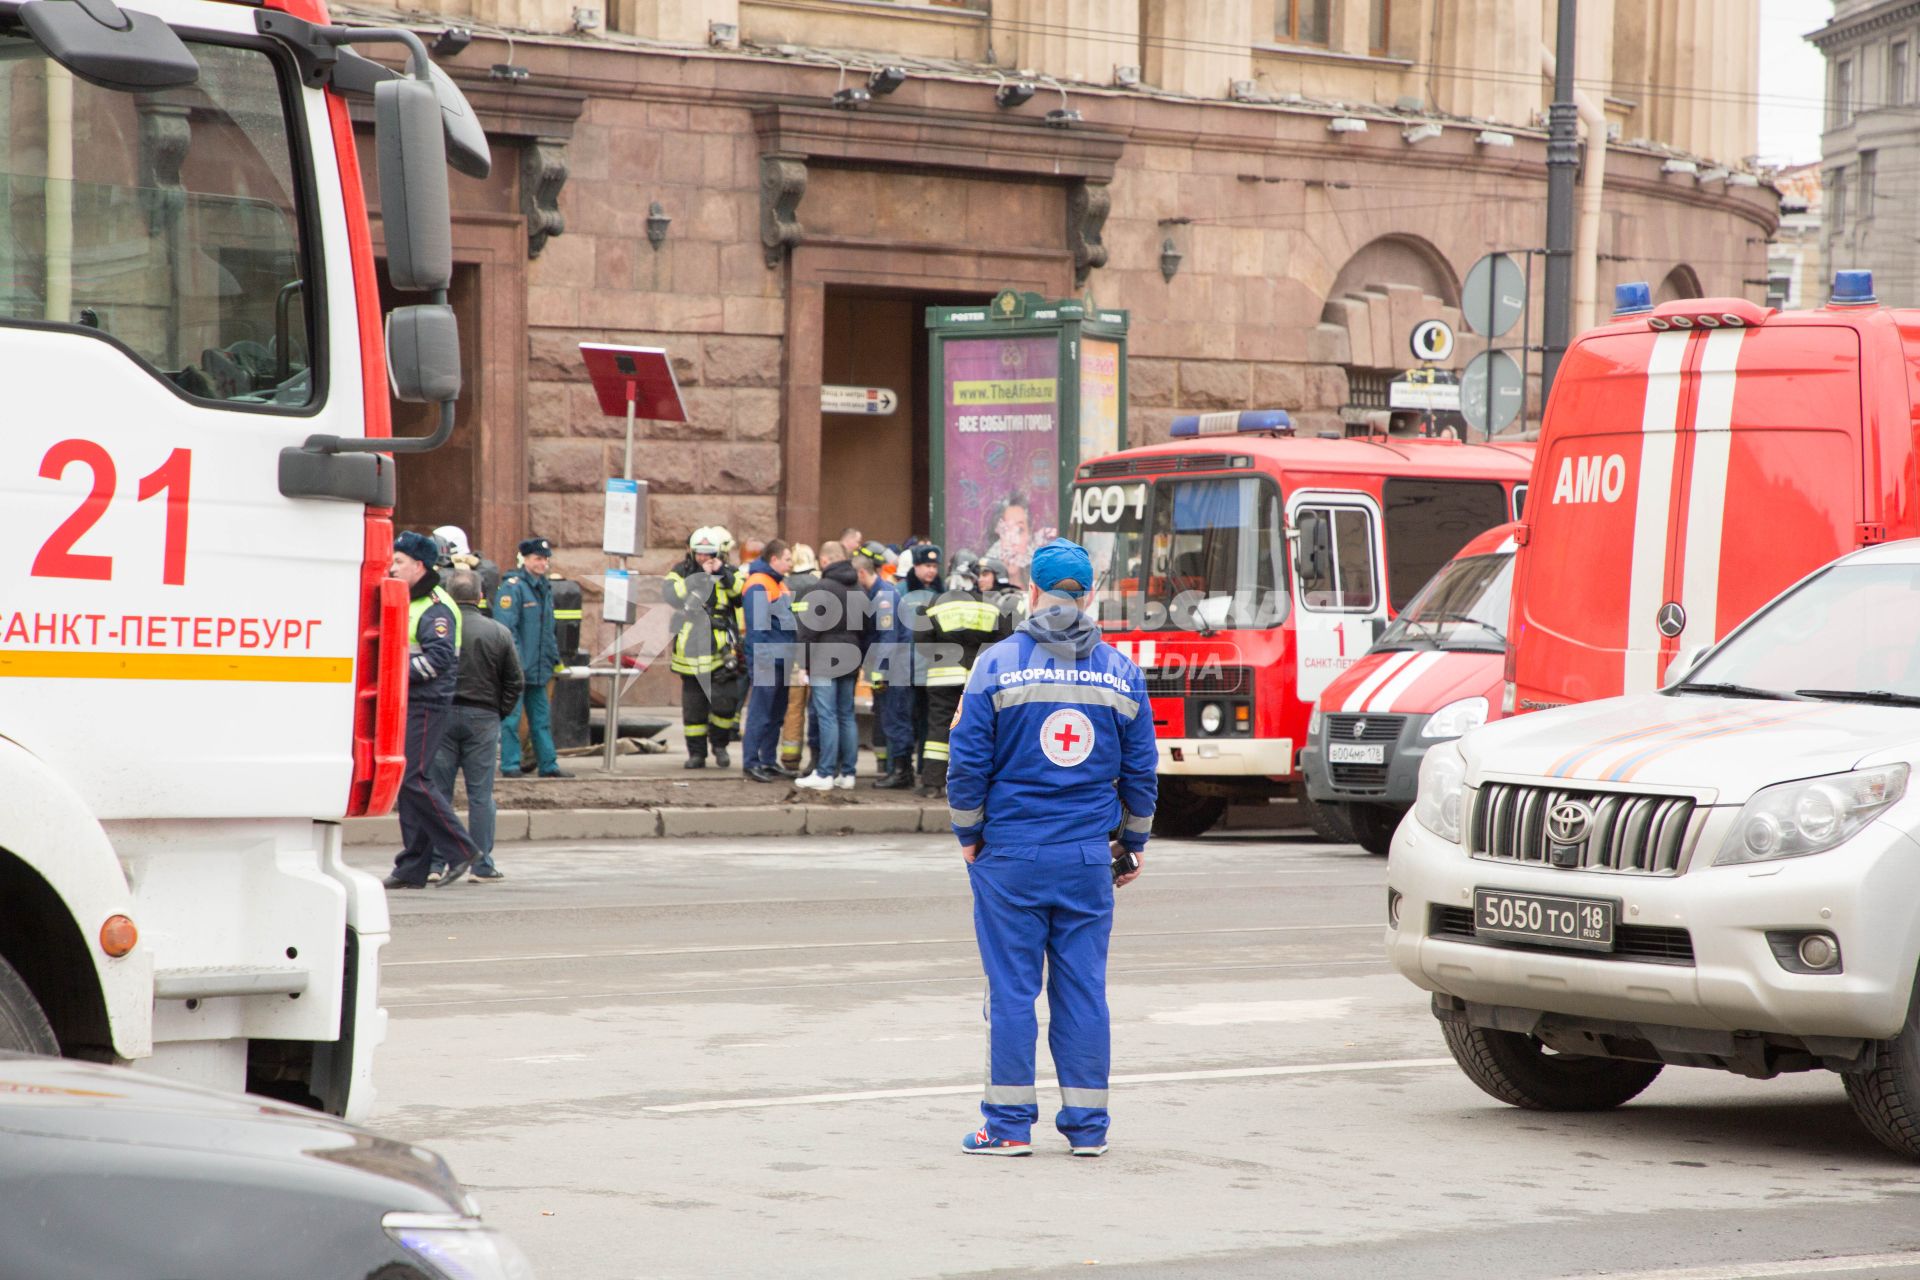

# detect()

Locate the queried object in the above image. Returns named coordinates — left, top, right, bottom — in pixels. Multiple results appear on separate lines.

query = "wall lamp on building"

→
left=431, top=27, right=471, bottom=57
left=995, top=76, right=1037, bottom=109
left=489, top=33, right=529, bottom=82
left=1661, top=158, right=1700, bottom=176
left=1473, top=130, right=1515, bottom=148
left=1158, top=217, right=1189, bottom=283
left=708, top=20, right=739, bottom=49
left=830, top=62, right=871, bottom=109
left=868, top=66, right=908, bottom=96
left=1043, top=81, right=1081, bottom=127
left=1698, top=167, right=1731, bottom=185
left=646, top=202, right=671, bottom=249
left=1327, top=116, right=1368, bottom=134
left=1402, top=122, right=1443, bottom=145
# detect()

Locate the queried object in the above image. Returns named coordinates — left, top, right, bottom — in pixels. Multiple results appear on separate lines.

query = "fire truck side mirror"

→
left=19, top=0, right=200, bottom=92
left=386, top=304, right=462, bottom=404
left=375, top=77, right=453, bottom=293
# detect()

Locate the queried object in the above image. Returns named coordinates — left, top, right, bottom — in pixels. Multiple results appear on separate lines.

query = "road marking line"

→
left=1567, top=1253, right=1920, bottom=1280
left=644, top=1057, right=1455, bottom=1113
left=382, top=958, right=1390, bottom=1007
left=381, top=923, right=1381, bottom=968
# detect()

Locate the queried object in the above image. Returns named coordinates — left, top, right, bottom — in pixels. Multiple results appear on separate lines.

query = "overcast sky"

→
left=1757, top=0, right=1832, bottom=166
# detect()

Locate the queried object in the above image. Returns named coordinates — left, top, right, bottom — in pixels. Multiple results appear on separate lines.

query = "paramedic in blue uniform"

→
left=384, top=530, right=484, bottom=890
left=946, top=538, right=1156, bottom=1157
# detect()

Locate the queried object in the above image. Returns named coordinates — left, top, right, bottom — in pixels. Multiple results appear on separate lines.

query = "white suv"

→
left=1388, top=541, right=1920, bottom=1158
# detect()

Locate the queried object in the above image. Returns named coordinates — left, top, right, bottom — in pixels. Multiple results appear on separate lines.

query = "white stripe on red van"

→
left=1341, top=652, right=1414, bottom=713
left=1365, top=651, right=1447, bottom=712
left=1623, top=331, right=1690, bottom=693
left=1678, top=328, right=1744, bottom=654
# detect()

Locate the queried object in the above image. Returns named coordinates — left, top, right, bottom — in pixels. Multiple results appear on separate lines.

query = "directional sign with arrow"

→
left=822, top=385, right=899, bottom=416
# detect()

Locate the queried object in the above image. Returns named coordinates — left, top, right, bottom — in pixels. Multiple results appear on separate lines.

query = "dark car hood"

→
left=0, top=1053, right=464, bottom=1211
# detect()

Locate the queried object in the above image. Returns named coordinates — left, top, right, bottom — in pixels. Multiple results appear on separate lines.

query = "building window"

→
left=1279, top=0, right=1330, bottom=45
left=1370, top=0, right=1390, bottom=56
left=1860, top=150, right=1876, bottom=218
left=1894, top=41, right=1909, bottom=106
left=1830, top=167, right=1846, bottom=231
left=1766, top=272, right=1797, bottom=312
left=1837, top=58, right=1854, bottom=125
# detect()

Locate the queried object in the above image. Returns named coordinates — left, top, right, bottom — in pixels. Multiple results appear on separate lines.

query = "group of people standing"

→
left=382, top=527, right=573, bottom=890
left=665, top=525, right=1028, bottom=797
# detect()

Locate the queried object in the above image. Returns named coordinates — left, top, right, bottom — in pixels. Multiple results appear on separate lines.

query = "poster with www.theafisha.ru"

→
left=940, top=335, right=1059, bottom=586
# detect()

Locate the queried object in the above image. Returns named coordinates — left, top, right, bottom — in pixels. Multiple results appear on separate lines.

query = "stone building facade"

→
left=350, top=0, right=1778, bottom=664
left=1813, top=0, right=1920, bottom=306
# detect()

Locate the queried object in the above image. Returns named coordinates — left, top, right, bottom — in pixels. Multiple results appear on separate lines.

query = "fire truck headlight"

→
left=1421, top=697, right=1489, bottom=741
left=1414, top=742, right=1467, bottom=843
left=1714, top=765, right=1908, bottom=865
left=1308, top=705, right=1323, bottom=737
left=1199, top=702, right=1224, bottom=734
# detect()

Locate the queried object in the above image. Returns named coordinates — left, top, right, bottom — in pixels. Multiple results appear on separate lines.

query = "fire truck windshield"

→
left=1070, top=475, right=1286, bottom=632
left=0, top=34, right=314, bottom=407
left=1374, top=550, right=1512, bottom=652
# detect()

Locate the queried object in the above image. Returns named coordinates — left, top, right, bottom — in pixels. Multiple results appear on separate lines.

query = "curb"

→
left=342, top=802, right=942, bottom=845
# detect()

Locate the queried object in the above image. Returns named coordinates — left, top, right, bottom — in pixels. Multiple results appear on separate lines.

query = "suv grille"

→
left=1323, top=714, right=1404, bottom=793
left=1429, top=906, right=1695, bottom=965
left=1471, top=784, right=1696, bottom=875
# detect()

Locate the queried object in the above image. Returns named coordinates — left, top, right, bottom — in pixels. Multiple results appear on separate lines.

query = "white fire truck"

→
left=0, top=0, right=485, bottom=1118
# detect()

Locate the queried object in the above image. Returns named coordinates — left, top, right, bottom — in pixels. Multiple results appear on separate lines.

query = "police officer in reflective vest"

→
left=948, top=538, right=1157, bottom=1156
left=919, top=577, right=1005, bottom=796
left=666, top=527, right=744, bottom=769
left=384, top=530, right=484, bottom=890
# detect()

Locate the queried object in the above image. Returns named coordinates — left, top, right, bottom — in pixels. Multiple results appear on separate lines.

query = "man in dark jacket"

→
left=385, top=531, right=484, bottom=890
left=794, top=542, right=865, bottom=790
left=740, top=539, right=796, bottom=782
left=430, top=569, right=525, bottom=882
left=900, top=544, right=944, bottom=777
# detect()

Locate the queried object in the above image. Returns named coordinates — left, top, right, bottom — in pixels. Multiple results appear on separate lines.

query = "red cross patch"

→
left=1039, top=708, right=1095, bottom=767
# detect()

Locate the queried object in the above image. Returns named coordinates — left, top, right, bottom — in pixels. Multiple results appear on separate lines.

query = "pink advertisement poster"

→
left=941, top=335, right=1060, bottom=586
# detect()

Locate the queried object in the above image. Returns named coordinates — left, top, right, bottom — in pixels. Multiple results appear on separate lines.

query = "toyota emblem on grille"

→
left=1657, top=601, right=1686, bottom=638
left=1546, top=799, right=1595, bottom=845
left=1351, top=719, right=1369, bottom=740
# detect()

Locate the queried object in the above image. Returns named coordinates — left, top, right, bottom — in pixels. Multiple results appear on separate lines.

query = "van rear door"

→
left=1673, top=322, right=1862, bottom=658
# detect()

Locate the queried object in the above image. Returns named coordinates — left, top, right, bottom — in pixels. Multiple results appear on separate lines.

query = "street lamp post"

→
left=1543, top=0, right=1579, bottom=401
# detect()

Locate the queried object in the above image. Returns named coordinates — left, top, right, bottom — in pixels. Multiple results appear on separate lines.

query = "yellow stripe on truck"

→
left=0, top=651, right=354, bottom=683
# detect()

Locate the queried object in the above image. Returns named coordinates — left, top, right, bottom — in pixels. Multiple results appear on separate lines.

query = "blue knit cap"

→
left=1029, top=538, right=1093, bottom=595
left=393, top=530, right=439, bottom=565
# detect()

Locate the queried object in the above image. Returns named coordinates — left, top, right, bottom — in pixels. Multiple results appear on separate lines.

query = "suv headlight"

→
left=1714, top=764, right=1909, bottom=866
left=1414, top=741, right=1467, bottom=843
left=385, top=1213, right=536, bottom=1280
left=1420, top=696, right=1489, bottom=740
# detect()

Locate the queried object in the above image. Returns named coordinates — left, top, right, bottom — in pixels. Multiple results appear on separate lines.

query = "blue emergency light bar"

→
left=1830, top=270, right=1877, bottom=307
left=1612, top=281, right=1652, bottom=317
left=1169, top=409, right=1294, bottom=438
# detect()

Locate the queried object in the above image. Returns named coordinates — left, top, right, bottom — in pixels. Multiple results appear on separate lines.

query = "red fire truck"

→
left=1067, top=412, right=1531, bottom=836
left=1509, top=271, right=1912, bottom=713
left=1, top=0, right=482, bottom=1117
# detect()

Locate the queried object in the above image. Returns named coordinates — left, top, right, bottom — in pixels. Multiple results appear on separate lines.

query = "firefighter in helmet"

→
left=666, top=527, right=745, bottom=768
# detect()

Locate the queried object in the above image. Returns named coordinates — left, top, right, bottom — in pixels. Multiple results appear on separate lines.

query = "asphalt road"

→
left=350, top=823, right=1920, bottom=1280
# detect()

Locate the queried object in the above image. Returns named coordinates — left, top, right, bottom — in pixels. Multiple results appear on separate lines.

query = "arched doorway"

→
left=1655, top=265, right=1704, bottom=304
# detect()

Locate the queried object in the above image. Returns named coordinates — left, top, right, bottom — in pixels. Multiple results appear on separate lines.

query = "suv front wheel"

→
left=1844, top=971, right=1920, bottom=1159
left=1442, top=1019, right=1663, bottom=1111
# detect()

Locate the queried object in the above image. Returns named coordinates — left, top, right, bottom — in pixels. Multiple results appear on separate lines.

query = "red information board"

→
left=579, top=343, right=688, bottom=421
